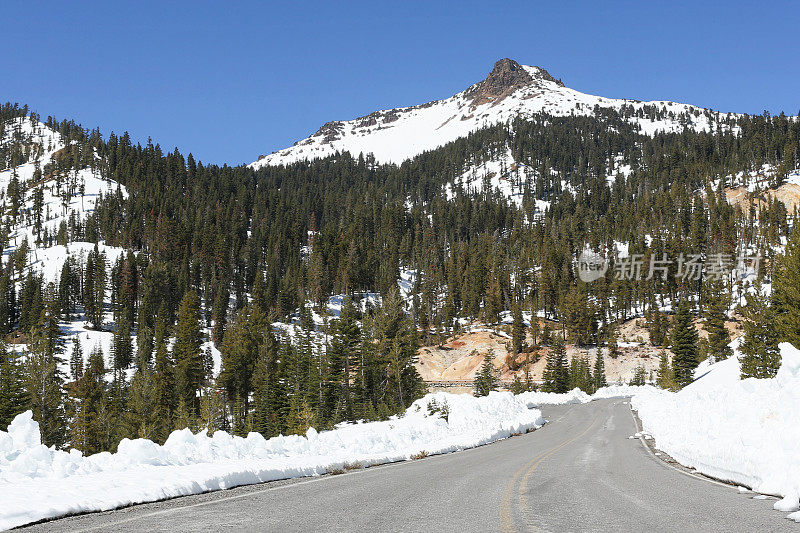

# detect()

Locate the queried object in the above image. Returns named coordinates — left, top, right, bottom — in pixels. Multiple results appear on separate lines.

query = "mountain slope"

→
left=0, top=115, right=127, bottom=278
left=251, top=58, right=736, bottom=168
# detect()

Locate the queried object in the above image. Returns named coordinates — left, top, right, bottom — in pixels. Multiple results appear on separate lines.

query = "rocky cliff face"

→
left=466, top=58, right=563, bottom=106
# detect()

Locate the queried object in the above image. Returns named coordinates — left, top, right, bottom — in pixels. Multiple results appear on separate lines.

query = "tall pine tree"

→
left=671, top=302, right=699, bottom=388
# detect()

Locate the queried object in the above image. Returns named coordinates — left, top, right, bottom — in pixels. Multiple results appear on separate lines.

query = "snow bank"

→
left=0, top=391, right=543, bottom=529
left=632, top=343, right=800, bottom=522
left=518, top=384, right=649, bottom=407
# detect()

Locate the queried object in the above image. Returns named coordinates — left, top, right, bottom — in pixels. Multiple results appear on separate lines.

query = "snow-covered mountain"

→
left=251, top=58, right=735, bottom=168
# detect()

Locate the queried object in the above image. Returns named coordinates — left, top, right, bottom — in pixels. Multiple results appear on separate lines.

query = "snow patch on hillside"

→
left=0, top=117, right=128, bottom=264
left=444, top=149, right=533, bottom=206
left=0, top=116, right=134, bottom=377
left=0, top=391, right=544, bottom=529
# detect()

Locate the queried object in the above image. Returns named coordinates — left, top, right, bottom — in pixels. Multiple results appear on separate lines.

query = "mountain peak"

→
left=250, top=59, right=722, bottom=169
left=466, top=58, right=563, bottom=105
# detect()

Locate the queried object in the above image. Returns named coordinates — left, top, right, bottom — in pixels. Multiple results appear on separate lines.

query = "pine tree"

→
left=211, top=286, right=229, bottom=346
left=629, top=365, right=647, bottom=386
left=511, top=303, right=526, bottom=355
left=569, top=355, right=593, bottom=393
left=703, top=280, right=732, bottom=361
left=251, top=329, right=282, bottom=437
left=219, top=304, right=268, bottom=428
left=68, top=346, right=107, bottom=454
left=646, top=309, right=668, bottom=347
left=0, top=345, right=28, bottom=428
left=671, top=302, right=699, bottom=388
left=127, top=365, right=158, bottom=439
left=656, top=350, right=675, bottom=390
left=773, top=227, right=800, bottom=347
left=199, top=386, right=227, bottom=436
left=368, top=287, right=423, bottom=410
left=112, top=316, right=134, bottom=370
left=473, top=350, right=498, bottom=397
left=593, top=352, right=607, bottom=390
left=84, top=247, right=107, bottom=329
left=69, top=335, right=83, bottom=380
left=607, top=329, right=620, bottom=358
left=529, top=316, right=540, bottom=347
left=542, top=336, right=569, bottom=393
left=24, top=322, right=66, bottom=447
left=739, top=287, right=781, bottom=379
left=484, top=272, right=503, bottom=324
left=562, top=285, right=597, bottom=346
left=0, top=270, right=15, bottom=336
left=509, top=373, right=526, bottom=394
left=151, top=310, right=175, bottom=442
left=325, top=298, right=360, bottom=422
left=173, top=290, right=205, bottom=418
left=58, top=257, right=77, bottom=320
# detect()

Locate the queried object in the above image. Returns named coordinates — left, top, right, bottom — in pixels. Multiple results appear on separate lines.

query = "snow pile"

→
left=518, top=384, right=649, bottom=407
left=632, top=343, right=800, bottom=522
left=0, top=391, right=543, bottom=529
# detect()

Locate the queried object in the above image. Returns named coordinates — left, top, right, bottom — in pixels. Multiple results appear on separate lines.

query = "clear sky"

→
left=3, top=1, right=798, bottom=165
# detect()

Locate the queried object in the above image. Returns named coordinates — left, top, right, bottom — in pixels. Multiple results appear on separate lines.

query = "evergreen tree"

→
left=84, top=247, right=107, bottom=329
left=509, top=373, right=527, bottom=394
left=151, top=310, right=175, bottom=442
left=473, top=350, right=498, bottom=397
left=593, top=352, right=606, bottom=390
left=646, top=309, right=669, bottom=347
left=739, top=287, right=781, bottom=379
left=251, top=329, right=283, bottom=437
left=511, top=303, right=526, bottom=355
left=607, top=329, right=620, bottom=358
left=629, top=365, right=647, bottom=386
left=569, top=355, right=593, bottom=393
left=111, top=316, right=134, bottom=370
left=367, top=288, right=423, bottom=410
left=0, top=270, right=15, bottom=336
left=656, top=350, right=675, bottom=390
left=529, top=316, right=540, bottom=347
left=562, top=285, right=597, bottom=346
left=127, top=365, right=158, bottom=439
left=24, top=322, right=66, bottom=447
left=173, top=290, right=205, bottom=418
left=68, top=346, right=107, bottom=454
left=703, top=280, right=732, bottom=361
left=671, top=302, right=699, bottom=388
left=773, top=227, right=800, bottom=347
left=69, top=335, right=83, bottom=381
left=218, top=304, right=268, bottom=430
left=542, top=336, right=569, bottom=393
left=325, top=298, right=360, bottom=421
left=0, top=345, right=28, bottom=428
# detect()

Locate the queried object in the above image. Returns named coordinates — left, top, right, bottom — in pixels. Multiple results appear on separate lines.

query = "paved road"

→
left=21, top=398, right=795, bottom=532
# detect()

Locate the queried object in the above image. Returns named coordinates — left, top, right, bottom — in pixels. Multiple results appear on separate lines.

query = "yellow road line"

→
left=500, top=405, right=604, bottom=533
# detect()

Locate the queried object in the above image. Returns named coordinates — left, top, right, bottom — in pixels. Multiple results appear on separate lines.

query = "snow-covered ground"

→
left=632, top=344, right=800, bottom=522
left=0, top=391, right=544, bottom=529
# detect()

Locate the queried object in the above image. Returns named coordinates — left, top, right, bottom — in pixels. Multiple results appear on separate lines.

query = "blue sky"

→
left=3, top=1, right=798, bottom=165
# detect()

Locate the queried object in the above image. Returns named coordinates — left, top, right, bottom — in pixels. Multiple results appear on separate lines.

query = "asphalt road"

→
left=20, top=398, right=795, bottom=532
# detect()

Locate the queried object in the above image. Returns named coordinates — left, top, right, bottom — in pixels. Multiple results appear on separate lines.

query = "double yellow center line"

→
left=499, top=406, right=603, bottom=532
